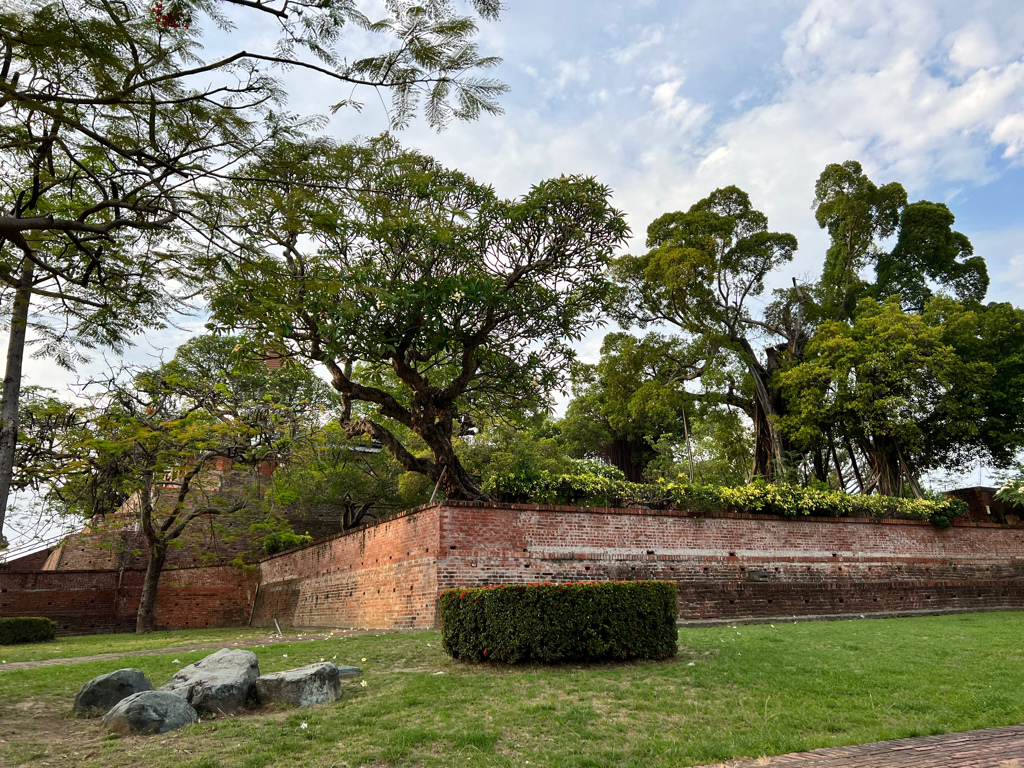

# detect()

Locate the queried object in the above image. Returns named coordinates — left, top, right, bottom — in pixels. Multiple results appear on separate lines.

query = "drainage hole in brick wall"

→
left=804, top=599, right=810, bottom=604
left=584, top=566, right=590, bottom=571
left=839, top=598, right=844, bottom=603
left=646, top=550, right=654, bottom=555
left=450, top=546, right=457, bottom=550
left=873, top=597, right=878, bottom=602
left=729, top=552, right=736, bottom=557
left=729, top=600, right=735, bottom=604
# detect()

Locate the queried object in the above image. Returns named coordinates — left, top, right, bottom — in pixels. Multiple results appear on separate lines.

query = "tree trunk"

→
left=746, top=345, right=790, bottom=482
left=136, top=541, right=167, bottom=634
left=0, top=260, right=35, bottom=546
left=433, top=439, right=484, bottom=500
left=864, top=435, right=902, bottom=497
left=600, top=436, right=650, bottom=484
left=749, top=396, right=779, bottom=480
left=811, top=447, right=828, bottom=484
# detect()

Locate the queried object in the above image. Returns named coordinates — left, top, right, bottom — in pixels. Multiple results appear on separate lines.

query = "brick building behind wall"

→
left=41, top=458, right=348, bottom=572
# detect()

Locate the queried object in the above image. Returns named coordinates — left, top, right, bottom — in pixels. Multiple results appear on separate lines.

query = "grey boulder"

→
left=73, top=668, right=154, bottom=716
left=102, top=690, right=198, bottom=735
left=255, top=662, right=360, bottom=707
left=160, top=648, right=259, bottom=714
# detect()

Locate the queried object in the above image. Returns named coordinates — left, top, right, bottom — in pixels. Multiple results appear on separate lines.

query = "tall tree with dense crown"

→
left=813, top=161, right=988, bottom=318
left=612, top=186, right=799, bottom=481
left=202, top=135, right=630, bottom=500
left=779, top=298, right=994, bottom=497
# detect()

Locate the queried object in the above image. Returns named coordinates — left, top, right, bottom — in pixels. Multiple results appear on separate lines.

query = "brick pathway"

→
left=0, top=628, right=377, bottom=671
left=700, top=724, right=1024, bottom=767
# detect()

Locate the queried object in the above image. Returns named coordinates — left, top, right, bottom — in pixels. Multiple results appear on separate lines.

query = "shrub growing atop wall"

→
left=482, top=472, right=967, bottom=528
left=0, top=617, right=57, bottom=645
left=439, top=580, right=677, bottom=663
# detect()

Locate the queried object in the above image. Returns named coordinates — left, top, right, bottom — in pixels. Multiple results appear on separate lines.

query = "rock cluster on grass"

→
left=72, top=668, right=153, bottom=716
left=74, top=648, right=362, bottom=736
left=159, top=648, right=260, bottom=715
left=102, top=691, right=199, bottom=735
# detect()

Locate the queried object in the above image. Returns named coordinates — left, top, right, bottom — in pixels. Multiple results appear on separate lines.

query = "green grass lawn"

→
left=1, top=612, right=1023, bottom=767
left=0, top=626, right=297, bottom=663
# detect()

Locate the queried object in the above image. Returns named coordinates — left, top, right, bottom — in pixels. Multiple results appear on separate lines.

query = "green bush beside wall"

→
left=482, top=472, right=966, bottom=528
left=439, top=580, right=678, bottom=664
left=0, top=616, right=57, bottom=645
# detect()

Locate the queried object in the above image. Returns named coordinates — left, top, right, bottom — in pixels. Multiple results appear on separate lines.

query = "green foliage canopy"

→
left=204, top=135, right=630, bottom=500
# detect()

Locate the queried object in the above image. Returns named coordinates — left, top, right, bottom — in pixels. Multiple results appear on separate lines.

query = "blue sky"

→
left=20, top=0, right=1024, bottom=482
left=243, top=0, right=1024, bottom=332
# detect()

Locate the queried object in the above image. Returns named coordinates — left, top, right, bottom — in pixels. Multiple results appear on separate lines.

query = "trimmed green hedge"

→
left=482, top=472, right=966, bottom=528
left=0, top=616, right=57, bottom=645
left=439, top=580, right=678, bottom=664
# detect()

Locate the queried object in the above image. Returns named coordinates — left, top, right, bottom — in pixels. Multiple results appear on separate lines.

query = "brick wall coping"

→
left=254, top=499, right=1019, bottom=566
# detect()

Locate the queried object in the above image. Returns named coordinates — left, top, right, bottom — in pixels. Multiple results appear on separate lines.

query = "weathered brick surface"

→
left=0, top=548, right=53, bottom=572
left=251, top=502, right=1024, bottom=629
left=252, top=507, right=441, bottom=630
left=0, top=565, right=257, bottom=636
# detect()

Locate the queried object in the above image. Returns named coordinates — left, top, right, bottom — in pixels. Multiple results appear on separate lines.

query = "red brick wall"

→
left=251, top=506, right=441, bottom=630
left=0, top=565, right=258, bottom=636
left=432, top=503, right=1024, bottom=623
left=9, top=502, right=1024, bottom=635
left=249, top=502, right=1024, bottom=629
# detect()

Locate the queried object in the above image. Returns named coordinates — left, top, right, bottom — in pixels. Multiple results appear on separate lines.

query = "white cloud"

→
left=993, top=114, right=1024, bottom=160
left=609, top=23, right=665, bottom=65
left=949, top=22, right=1004, bottom=70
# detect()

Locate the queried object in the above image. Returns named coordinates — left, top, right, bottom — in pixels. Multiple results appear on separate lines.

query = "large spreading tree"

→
left=202, top=135, right=630, bottom=500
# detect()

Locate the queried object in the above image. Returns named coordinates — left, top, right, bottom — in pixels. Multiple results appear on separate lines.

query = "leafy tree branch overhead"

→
left=0, top=0, right=507, bottom=544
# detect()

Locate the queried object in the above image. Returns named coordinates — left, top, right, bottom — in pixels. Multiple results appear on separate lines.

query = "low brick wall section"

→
left=250, top=502, right=1024, bottom=629
left=252, top=506, right=441, bottom=630
left=0, top=565, right=258, bottom=636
